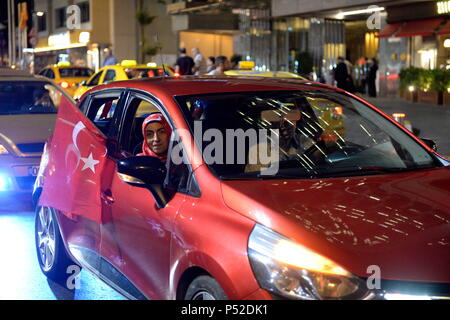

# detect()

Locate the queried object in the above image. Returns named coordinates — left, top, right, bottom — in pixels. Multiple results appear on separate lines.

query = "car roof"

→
left=92, top=76, right=338, bottom=97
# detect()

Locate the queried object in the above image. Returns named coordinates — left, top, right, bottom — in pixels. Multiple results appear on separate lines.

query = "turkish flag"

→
left=39, top=95, right=107, bottom=223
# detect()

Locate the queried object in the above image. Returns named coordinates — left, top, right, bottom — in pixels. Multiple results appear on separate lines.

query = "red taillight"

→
left=60, top=81, right=69, bottom=89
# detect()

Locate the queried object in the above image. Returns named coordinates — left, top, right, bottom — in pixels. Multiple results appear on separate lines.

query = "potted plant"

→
left=417, top=69, right=440, bottom=104
left=399, top=67, right=421, bottom=102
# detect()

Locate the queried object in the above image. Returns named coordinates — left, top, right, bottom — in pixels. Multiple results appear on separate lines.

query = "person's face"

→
left=145, top=122, right=169, bottom=155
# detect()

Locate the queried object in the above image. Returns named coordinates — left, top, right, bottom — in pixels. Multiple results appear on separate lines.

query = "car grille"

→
left=15, top=176, right=36, bottom=190
left=16, top=143, right=45, bottom=154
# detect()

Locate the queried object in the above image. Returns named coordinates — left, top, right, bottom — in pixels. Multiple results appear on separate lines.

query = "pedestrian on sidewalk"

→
left=175, top=48, right=195, bottom=76
left=206, top=56, right=215, bottom=74
left=191, top=48, right=207, bottom=75
left=207, top=56, right=230, bottom=76
left=334, top=57, right=349, bottom=91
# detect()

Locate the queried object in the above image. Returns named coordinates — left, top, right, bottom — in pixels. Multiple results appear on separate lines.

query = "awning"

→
left=436, top=20, right=450, bottom=35
left=395, top=18, right=443, bottom=37
left=378, top=22, right=403, bottom=38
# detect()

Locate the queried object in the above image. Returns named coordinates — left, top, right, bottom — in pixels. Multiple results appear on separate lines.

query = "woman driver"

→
left=139, top=113, right=172, bottom=162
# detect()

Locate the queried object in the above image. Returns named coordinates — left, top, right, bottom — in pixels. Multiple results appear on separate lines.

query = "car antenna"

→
left=155, top=34, right=168, bottom=79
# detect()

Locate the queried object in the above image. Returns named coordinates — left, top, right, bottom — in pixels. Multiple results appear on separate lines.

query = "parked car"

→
left=0, top=68, right=69, bottom=200
left=34, top=76, right=450, bottom=300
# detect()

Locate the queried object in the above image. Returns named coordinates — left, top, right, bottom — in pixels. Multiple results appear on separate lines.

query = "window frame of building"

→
left=55, top=7, right=66, bottom=29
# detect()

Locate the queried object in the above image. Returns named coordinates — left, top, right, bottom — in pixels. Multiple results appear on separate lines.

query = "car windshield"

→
left=177, top=90, right=438, bottom=179
left=0, top=81, right=63, bottom=115
left=59, top=68, right=93, bottom=77
left=125, top=68, right=167, bottom=79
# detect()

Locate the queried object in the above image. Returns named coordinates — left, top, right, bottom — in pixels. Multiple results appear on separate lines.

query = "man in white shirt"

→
left=191, top=48, right=207, bottom=75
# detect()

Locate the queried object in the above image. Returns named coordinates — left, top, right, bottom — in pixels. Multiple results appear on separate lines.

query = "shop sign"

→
left=48, top=32, right=70, bottom=47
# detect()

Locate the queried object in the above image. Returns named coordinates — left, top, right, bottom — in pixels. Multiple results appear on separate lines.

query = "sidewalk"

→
left=362, top=96, right=450, bottom=157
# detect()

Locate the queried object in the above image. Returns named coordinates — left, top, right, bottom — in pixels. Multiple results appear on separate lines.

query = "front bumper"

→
left=0, top=155, right=41, bottom=193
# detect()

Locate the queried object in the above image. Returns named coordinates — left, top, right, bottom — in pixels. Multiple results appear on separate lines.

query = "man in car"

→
left=139, top=113, right=172, bottom=162
left=24, top=87, right=56, bottom=112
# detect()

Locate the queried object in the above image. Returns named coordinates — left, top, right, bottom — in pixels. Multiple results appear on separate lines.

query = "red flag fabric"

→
left=39, top=95, right=107, bottom=223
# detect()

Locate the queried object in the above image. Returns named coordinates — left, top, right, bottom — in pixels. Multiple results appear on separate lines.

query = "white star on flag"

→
left=80, top=152, right=100, bottom=173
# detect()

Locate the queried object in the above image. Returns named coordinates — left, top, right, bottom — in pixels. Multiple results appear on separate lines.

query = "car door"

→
left=99, top=91, right=198, bottom=299
left=40, top=89, right=126, bottom=274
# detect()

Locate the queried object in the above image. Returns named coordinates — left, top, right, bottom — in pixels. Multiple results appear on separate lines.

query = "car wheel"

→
left=35, top=206, right=79, bottom=284
left=184, top=275, right=228, bottom=300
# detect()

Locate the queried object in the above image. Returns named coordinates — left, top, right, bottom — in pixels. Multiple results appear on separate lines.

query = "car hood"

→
left=0, top=114, right=56, bottom=151
left=221, top=167, right=450, bottom=283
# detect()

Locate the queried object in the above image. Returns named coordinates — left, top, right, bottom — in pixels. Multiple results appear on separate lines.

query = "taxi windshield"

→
left=0, top=81, right=64, bottom=115
left=59, top=68, right=93, bottom=77
left=177, top=91, right=438, bottom=179
left=125, top=68, right=166, bottom=79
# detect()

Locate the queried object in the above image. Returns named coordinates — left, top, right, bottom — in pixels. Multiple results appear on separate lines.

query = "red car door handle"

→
left=101, top=190, right=115, bottom=205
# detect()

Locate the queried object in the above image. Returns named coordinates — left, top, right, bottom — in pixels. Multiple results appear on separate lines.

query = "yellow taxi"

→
left=225, top=61, right=307, bottom=80
left=73, top=60, right=173, bottom=101
left=37, top=62, right=94, bottom=97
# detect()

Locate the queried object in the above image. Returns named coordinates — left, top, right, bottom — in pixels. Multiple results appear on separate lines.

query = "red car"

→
left=34, top=77, right=450, bottom=300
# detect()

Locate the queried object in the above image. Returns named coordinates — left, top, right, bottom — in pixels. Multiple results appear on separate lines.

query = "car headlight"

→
left=0, top=144, right=9, bottom=155
left=248, top=224, right=373, bottom=300
left=0, top=173, right=12, bottom=191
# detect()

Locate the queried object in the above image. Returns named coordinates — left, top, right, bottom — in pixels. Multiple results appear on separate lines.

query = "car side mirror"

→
left=79, top=80, right=87, bottom=87
left=117, top=156, right=168, bottom=208
left=421, top=138, right=437, bottom=152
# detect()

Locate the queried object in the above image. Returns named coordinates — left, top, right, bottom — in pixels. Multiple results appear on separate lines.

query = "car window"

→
left=0, top=81, right=63, bottom=115
left=46, top=69, right=55, bottom=79
left=119, top=94, right=197, bottom=195
left=104, top=70, right=117, bottom=83
left=120, top=97, right=160, bottom=155
left=87, top=71, right=103, bottom=86
left=176, top=91, right=437, bottom=179
left=38, top=69, right=47, bottom=76
left=86, top=94, right=121, bottom=135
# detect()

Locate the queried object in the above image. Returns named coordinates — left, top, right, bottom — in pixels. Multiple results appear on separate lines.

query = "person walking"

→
left=175, top=48, right=195, bottom=76
left=207, top=56, right=230, bottom=76
left=334, top=57, right=349, bottom=91
left=191, top=48, right=207, bottom=75
left=367, top=58, right=378, bottom=97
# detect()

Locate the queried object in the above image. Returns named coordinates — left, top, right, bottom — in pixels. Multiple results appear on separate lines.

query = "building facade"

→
left=30, top=0, right=176, bottom=73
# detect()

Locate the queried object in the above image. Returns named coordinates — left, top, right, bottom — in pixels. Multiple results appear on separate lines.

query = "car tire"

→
left=184, top=275, right=228, bottom=300
left=35, top=206, right=79, bottom=285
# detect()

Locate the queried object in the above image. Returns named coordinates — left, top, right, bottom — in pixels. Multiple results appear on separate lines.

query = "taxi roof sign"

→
left=238, top=61, right=255, bottom=70
left=57, top=62, right=71, bottom=67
